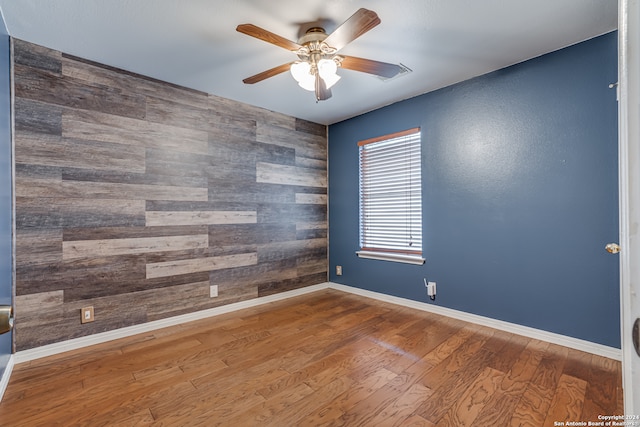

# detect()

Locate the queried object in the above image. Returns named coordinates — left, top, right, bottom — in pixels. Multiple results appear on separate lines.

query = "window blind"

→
left=358, top=128, right=422, bottom=256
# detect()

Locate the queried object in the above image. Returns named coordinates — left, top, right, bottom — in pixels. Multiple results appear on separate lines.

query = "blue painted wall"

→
left=328, top=32, right=620, bottom=348
left=0, top=14, right=12, bottom=376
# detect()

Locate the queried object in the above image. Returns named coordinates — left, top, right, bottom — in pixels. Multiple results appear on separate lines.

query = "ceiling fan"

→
left=236, top=8, right=402, bottom=102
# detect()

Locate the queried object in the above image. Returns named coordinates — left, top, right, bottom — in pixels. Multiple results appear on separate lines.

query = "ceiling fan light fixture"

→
left=237, top=9, right=400, bottom=101
left=291, top=58, right=341, bottom=92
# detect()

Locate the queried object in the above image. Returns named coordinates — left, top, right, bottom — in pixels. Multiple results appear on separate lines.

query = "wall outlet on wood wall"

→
left=81, top=306, right=94, bottom=324
left=210, top=285, right=218, bottom=298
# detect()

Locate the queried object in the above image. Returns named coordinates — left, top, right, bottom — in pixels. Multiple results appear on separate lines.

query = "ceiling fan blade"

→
left=323, top=8, right=381, bottom=52
left=340, top=56, right=402, bottom=79
left=315, top=74, right=332, bottom=101
left=236, top=24, right=302, bottom=51
left=242, top=62, right=294, bottom=84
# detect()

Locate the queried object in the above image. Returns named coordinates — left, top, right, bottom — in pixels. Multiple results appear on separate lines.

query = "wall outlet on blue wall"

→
left=427, top=281, right=436, bottom=298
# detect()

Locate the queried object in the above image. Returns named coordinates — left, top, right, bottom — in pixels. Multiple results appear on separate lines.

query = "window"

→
left=357, top=128, right=424, bottom=265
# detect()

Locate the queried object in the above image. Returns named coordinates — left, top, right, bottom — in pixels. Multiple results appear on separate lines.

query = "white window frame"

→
left=356, top=128, right=425, bottom=265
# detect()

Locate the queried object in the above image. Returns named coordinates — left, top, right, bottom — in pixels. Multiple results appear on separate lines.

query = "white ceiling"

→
left=0, top=0, right=617, bottom=125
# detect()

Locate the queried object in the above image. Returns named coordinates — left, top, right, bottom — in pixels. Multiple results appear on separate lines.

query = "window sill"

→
left=356, top=251, right=425, bottom=265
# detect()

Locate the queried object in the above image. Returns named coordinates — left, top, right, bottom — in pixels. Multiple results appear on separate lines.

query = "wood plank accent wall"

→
left=12, top=39, right=328, bottom=351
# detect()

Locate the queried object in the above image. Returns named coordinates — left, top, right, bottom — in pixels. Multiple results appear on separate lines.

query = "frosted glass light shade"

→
left=317, top=58, right=341, bottom=89
left=290, top=61, right=310, bottom=80
left=317, top=58, right=337, bottom=78
left=290, top=61, right=315, bottom=91
left=322, top=72, right=341, bottom=89
left=298, top=76, right=316, bottom=91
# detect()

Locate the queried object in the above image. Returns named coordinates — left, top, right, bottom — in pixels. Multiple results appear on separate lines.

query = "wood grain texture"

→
left=15, top=64, right=147, bottom=120
left=146, top=253, right=258, bottom=279
left=295, top=193, right=327, bottom=204
left=62, top=234, right=209, bottom=259
left=13, top=39, right=328, bottom=350
left=256, top=162, right=328, bottom=188
left=145, top=210, right=256, bottom=226
left=62, top=109, right=209, bottom=154
left=15, top=228, right=62, bottom=265
left=256, top=124, right=326, bottom=161
left=62, top=225, right=210, bottom=241
left=0, top=290, right=621, bottom=426
left=17, top=178, right=209, bottom=201
left=211, top=94, right=296, bottom=130
left=543, top=374, right=587, bottom=426
left=14, top=98, right=62, bottom=134
left=145, top=95, right=211, bottom=132
left=13, top=38, right=62, bottom=74
left=16, top=197, right=146, bottom=229
left=15, top=130, right=147, bottom=173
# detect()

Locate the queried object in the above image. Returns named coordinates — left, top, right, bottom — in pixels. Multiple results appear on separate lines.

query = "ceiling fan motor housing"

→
left=298, top=27, right=328, bottom=45
left=296, top=27, right=341, bottom=70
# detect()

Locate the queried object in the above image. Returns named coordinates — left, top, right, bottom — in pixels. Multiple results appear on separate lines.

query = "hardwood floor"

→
left=0, top=290, right=622, bottom=426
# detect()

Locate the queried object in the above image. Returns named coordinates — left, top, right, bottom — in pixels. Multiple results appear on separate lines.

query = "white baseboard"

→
left=0, top=354, right=15, bottom=403
left=13, top=281, right=621, bottom=364
left=328, top=282, right=622, bottom=361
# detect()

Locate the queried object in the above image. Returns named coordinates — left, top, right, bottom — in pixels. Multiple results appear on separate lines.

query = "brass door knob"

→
left=0, top=305, right=13, bottom=335
left=605, top=243, right=621, bottom=254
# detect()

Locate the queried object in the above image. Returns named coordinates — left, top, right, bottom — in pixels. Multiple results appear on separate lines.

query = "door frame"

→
left=618, top=0, right=639, bottom=415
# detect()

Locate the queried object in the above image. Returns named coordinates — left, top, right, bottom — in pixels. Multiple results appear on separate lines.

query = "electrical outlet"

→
left=81, top=306, right=94, bottom=324
left=427, top=281, right=437, bottom=297
left=336, top=265, right=343, bottom=276
left=210, top=285, right=218, bottom=298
